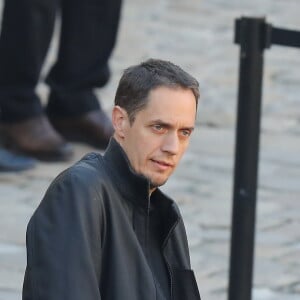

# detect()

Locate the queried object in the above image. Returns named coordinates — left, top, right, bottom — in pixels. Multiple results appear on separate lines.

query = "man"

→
left=23, top=59, right=201, bottom=300
left=0, top=0, right=122, bottom=161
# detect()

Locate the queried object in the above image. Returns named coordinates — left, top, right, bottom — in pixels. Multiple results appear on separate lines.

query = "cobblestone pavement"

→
left=1, top=0, right=300, bottom=299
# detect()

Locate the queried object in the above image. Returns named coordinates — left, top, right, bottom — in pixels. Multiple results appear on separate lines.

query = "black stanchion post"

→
left=228, top=17, right=271, bottom=300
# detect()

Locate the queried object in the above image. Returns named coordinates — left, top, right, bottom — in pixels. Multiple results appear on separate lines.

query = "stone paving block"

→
left=254, top=259, right=299, bottom=289
left=253, top=288, right=300, bottom=300
left=0, top=289, right=20, bottom=300
left=0, top=243, right=26, bottom=269
left=0, top=267, right=23, bottom=292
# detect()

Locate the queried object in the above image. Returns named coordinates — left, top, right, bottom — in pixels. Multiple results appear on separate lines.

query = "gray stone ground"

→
left=0, top=0, right=300, bottom=299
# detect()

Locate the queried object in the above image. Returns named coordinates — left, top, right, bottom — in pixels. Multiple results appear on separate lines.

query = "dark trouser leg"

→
left=0, top=0, right=59, bottom=122
left=46, top=0, right=122, bottom=118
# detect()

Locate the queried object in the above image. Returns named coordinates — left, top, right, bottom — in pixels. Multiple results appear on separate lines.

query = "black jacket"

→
left=23, top=138, right=201, bottom=300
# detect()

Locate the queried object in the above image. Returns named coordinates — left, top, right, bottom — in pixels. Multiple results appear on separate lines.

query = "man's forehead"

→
left=143, top=89, right=196, bottom=116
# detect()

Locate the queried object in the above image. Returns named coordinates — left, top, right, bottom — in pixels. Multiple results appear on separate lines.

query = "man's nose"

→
left=161, top=132, right=179, bottom=155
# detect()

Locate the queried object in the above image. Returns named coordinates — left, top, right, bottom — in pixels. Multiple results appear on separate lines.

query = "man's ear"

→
left=112, top=106, right=129, bottom=139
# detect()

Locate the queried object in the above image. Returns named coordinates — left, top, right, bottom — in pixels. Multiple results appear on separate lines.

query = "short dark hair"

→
left=114, top=58, right=200, bottom=124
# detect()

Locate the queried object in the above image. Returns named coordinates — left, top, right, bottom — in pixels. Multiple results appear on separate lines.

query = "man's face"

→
left=113, top=86, right=197, bottom=190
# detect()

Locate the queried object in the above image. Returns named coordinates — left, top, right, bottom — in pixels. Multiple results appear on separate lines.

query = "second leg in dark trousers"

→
left=46, top=0, right=122, bottom=149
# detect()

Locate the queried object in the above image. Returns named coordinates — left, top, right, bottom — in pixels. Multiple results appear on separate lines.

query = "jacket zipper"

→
left=164, top=255, right=173, bottom=300
left=145, top=193, right=151, bottom=261
left=162, top=216, right=180, bottom=300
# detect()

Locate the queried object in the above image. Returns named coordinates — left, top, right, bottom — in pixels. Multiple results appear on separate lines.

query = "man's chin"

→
left=149, top=178, right=168, bottom=190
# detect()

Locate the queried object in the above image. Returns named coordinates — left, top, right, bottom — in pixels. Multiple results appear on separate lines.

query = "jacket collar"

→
left=103, top=138, right=151, bottom=211
left=103, top=137, right=180, bottom=242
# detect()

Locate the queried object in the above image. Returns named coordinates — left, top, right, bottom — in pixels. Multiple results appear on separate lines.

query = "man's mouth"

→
left=151, top=159, right=174, bottom=169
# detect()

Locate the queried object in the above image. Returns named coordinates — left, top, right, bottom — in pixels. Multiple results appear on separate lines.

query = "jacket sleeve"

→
left=22, top=168, right=104, bottom=300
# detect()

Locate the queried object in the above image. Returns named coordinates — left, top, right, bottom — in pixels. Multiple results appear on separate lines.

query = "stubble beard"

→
left=149, top=177, right=168, bottom=190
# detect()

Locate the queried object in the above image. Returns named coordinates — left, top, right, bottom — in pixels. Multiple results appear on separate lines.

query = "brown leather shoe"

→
left=0, top=115, right=73, bottom=161
left=49, top=110, right=114, bottom=149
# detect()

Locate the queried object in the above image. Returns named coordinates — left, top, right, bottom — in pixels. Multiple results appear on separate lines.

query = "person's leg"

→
left=0, top=0, right=73, bottom=161
left=46, top=0, right=122, bottom=148
left=0, top=0, right=58, bottom=121
left=46, top=0, right=122, bottom=117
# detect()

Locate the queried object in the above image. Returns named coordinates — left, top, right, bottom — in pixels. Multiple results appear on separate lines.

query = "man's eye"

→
left=181, top=130, right=191, bottom=137
left=153, top=124, right=163, bottom=131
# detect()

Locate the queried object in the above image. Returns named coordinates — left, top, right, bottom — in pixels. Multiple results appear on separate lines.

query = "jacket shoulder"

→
left=35, top=152, right=110, bottom=216
left=54, top=152, right=107, bottom=186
